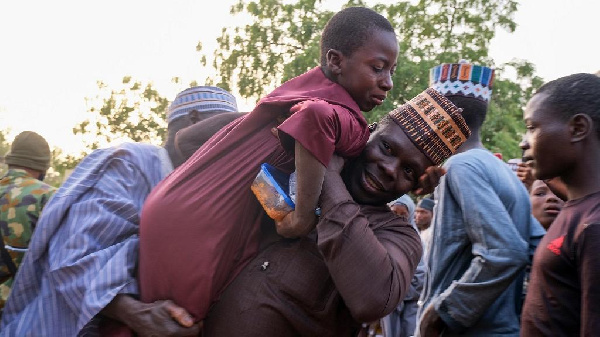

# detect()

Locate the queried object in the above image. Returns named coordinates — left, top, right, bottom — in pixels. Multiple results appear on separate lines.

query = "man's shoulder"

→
left=445, top=149, right=504, bottom=174
left=83, top=143, right=163, bottom=168
left=0, top=172, right=56, bottom=196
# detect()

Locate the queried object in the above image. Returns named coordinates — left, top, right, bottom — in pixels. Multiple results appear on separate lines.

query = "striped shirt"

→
left=0, top=143, right=172, bottom=336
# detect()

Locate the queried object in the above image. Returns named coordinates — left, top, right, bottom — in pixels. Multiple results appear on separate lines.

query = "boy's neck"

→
left=320, top=66, right=337, bottom=84
left=562, top=140, right=600, bottom=200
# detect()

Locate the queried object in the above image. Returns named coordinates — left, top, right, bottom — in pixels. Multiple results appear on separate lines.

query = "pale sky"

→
left=0, top=0, right=598, bottom=155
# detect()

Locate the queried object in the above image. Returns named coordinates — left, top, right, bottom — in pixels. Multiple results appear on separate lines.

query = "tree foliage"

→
left=74, top=77, right=170, bottom=152
left=208, top=0, right=540, bottom=159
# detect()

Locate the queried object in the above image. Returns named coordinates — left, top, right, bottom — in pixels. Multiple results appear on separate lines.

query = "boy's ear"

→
left=569, top=113, right=592, bottom=143
left=325, top=49, right=343, bottom=76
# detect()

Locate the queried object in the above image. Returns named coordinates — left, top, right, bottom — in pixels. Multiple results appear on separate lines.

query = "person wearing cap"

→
left=375, top=194, right=426, bottom=337
left=0, top=87, right=240, bottom=336
left=417, top=62, right=545, bottom=337
left=415, top=197, right=434, bottom=232
left=202, top=88, right=471, bottom=336
left=0, top=131, right=56, bottom=315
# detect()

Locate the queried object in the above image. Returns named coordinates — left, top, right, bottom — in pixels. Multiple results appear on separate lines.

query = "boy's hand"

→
left=413, top=166, right=446, bottom=195
left=275, top=210, right=316, bottom=238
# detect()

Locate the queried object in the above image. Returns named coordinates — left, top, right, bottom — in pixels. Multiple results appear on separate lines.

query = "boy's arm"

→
left=275, top=141, right=325, bottom=238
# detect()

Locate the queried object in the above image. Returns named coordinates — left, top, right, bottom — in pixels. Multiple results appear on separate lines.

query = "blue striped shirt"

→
left=0, top=142, right=173, bottom=336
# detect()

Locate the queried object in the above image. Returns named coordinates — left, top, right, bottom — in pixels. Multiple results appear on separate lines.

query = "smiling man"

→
left=202, top=88, right=470, bottom=337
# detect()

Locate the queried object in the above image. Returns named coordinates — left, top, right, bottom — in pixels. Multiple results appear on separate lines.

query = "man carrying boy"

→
left=203, top=88, right=471, bottom=336
left=520, top=73, right=600, bottom=336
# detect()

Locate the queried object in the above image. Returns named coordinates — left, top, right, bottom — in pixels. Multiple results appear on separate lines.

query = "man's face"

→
left=414, top=207, right=433, bottom=231
left=333, top=29, right=398, bottom=112
left=344, top=120, right=434, bottom=205
left=522, top=93, right=574, bottom=180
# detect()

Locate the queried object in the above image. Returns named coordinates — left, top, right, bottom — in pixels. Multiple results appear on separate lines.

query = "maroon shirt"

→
left=521, top=190, right=600, bottom=336
left=138, top=67, right=369, bottom=322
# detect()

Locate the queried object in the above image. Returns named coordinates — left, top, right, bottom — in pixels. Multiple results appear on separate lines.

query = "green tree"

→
left=74, top=77, right=170, bottom=153
left=0, top=129, right=11, bottom=177
left=208, top=0, right=538, bottom=158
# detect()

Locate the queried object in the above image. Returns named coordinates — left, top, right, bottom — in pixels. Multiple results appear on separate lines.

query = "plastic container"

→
left=251, top=163, right=296, bottom=221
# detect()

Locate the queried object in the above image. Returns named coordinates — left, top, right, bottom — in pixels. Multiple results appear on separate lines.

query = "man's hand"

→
left=102, top=295, right=201, bottom=337
left=516, top=162, right=535, bottom=191
left=413, top=166, right=446, bottom=195
left=543, top=177, right=569, bottom=201
left=327, top=154, right=346, bottom=174
left=419, top=305, right=445, bottom=337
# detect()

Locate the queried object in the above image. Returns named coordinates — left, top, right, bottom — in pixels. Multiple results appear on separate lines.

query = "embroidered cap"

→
left=167, top=86, right=238, bottom=123
left=389, top=88, right=470, bottom=165
left=429, top=60, right=495, bottom=103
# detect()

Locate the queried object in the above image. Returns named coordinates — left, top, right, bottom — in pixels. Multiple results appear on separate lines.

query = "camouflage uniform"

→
left=0, top=169, right=56, bottom=310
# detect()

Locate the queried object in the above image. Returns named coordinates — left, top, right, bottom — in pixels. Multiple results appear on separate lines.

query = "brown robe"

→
left=204, top=196, right=422, bottom=336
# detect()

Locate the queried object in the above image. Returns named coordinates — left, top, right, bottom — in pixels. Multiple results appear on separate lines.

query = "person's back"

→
left=0, top=131, right=55, bottom=314
left=418, top=61, right=544, bottom=336
left=423, top=149, right=533, bottom=335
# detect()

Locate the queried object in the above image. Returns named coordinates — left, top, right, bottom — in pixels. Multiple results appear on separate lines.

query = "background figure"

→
left=0, top=131, right=56, bottom=315
left=0, top=87, right=239, bottom=336
left=389, top=195, right=415, bottom=222
left=418, top=61, right=544, bottom=337
left=382, top=195, right=423, bottom=337
left=520, top=73, right=600, bottom=336
left=414, top=197, right=434, bottom=252
left=529, top=180, right=564, bottom=230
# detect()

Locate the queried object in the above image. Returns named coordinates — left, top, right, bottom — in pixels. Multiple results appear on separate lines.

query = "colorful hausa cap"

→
left=389, top=88, right=471, bottom=165
left=429, top=60, right=495, bottom=104
left=167, top=86, right=238, bottom=123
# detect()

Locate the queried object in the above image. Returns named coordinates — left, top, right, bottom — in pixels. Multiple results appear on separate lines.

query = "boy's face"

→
left=522, top=93, right=573, bottom=180
left=343, top=120, right=434, bottom=205
left=530, top=179, right=564, bottom=230
left=331, top=29, right=398, bottom=112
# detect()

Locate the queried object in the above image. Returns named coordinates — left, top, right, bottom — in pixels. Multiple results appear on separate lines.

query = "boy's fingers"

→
left=165, top=301, right=195, bottom=327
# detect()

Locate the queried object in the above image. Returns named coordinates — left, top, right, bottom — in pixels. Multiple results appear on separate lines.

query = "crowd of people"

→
left=0, top=6, right=598, bottom=337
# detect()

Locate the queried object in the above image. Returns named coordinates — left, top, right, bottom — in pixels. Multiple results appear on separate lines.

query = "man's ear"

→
left=569, top=113, right=592, bottom=143
left=325, top=49, right=344, bottom=76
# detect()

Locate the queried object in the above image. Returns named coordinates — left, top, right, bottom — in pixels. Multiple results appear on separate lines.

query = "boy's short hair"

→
left=536, top=73, right=600, bottom=139
left=320, top=7, right=395, bottom=66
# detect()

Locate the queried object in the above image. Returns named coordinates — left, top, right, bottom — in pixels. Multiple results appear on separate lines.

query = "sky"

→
left=0, top=0, right=598, bottom=155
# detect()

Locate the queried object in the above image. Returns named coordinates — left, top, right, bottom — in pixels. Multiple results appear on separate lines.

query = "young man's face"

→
left=344, top=120, right=434, bottom=205
left=332, top=29, right=398, bottom=112
left=522, top=93, right=574, bottom=180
